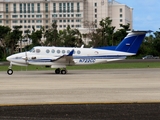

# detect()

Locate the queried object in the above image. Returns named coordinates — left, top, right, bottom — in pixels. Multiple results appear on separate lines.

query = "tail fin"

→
left=116, top=30, right=151, bottom=54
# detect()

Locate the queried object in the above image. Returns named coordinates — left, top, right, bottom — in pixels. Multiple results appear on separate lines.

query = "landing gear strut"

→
left=55, top=68, right=67, bottom=74
left=7, top=63, right=13, bottom=75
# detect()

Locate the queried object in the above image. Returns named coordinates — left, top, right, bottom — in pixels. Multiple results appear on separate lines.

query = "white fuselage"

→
left=7, top=46, right=135, bottom=68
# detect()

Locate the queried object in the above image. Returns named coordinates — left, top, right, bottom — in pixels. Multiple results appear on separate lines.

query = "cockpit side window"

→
left=30, top=48, right=35, bottom=53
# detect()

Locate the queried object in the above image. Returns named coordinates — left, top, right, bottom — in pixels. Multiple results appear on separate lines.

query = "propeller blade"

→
left=25, top=51, right=28, bottom=64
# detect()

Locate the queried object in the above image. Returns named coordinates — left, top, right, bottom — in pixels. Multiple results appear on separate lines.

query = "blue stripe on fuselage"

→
left=27, top=55, right=126, bottom=63
left=73, top=55, right=126, bottom=59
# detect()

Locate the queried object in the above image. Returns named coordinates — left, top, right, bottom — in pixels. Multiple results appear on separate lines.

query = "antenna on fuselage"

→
left=81, top=45, right=84, bottom=48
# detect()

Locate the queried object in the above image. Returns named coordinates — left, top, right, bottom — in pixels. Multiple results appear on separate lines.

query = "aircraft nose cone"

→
left=6, top=56, right=12, bottom=61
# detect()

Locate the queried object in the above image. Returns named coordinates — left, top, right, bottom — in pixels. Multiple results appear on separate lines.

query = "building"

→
left=108, top=0, right=133, bottom=29
left=0, top=0, right=133, bottom=34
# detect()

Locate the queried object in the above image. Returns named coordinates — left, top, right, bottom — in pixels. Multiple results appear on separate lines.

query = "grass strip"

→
left=1, top=62, right=160, bottom=71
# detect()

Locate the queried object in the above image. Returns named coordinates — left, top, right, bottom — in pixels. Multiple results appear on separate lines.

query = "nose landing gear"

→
left=7, top=63, right=13, bottom=75
left=7, top=69, right=13, bottom=75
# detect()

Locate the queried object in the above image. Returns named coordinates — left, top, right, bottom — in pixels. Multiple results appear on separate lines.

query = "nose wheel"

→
left=7, top=69, right=13, bottom=75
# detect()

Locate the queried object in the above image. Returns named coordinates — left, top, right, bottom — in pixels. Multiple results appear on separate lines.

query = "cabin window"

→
left=57, top=50, right=60, bottom=54
left=36, top=49, right=40, bottom=53
left=46, top=49, right=50, bottom=53
left=51, top=49, right=55, bottom=53
left=77, top=50, right=81, bottom=54
left=62, top=50, right=65, bottom=54
left=67, top=50, right=70, bottom=53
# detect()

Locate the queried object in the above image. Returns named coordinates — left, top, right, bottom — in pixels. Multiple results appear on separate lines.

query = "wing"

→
left=52, top=49, right=75, bottom=66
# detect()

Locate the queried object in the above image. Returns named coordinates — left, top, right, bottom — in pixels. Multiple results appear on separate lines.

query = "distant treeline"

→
left=0, top=17, right=160, bottom=61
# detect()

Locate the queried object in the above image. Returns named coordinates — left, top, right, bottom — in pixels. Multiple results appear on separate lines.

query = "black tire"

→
left=55, top=68, right=60, bottom=74
left=7, top=69, right=13, bottom=75
left=61, top=70, right=66, bottom=74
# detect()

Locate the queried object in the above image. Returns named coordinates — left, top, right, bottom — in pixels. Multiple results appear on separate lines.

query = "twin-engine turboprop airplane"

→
left=6, top=30, right=150, bottom=75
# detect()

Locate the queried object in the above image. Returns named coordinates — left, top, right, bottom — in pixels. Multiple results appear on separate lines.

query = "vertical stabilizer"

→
left=116, top=31, right=151, bottom=54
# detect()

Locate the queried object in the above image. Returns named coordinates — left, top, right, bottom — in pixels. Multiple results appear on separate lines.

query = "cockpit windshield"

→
left=29, top=48, right=35, bottom=53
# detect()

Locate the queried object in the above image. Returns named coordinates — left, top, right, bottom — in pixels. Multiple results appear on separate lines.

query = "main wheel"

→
left=61, top=70, right=67, bottom=74
left=7, top=69, right=13, bottom=75
left=55, top=68, right=61, bottom=74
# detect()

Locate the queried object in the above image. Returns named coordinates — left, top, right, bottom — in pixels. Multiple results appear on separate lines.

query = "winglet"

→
left=67, top=49, right=74, bottom=56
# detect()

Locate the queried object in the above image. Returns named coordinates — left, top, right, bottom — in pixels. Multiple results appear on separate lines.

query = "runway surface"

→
left=0, top=68, right=160, bottom=119
left=0, top=68, right=160, bottom=105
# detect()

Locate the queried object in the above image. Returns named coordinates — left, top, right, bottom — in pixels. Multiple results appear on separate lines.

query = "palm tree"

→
left=44, top=21, right=59, bottom=46
left=59, top=25, right=83, bottom=47
left=5, top=26, right=23, bottom=54
left=0, top=26, right=11, bottom=58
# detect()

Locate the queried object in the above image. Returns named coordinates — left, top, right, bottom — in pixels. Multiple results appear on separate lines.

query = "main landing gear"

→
left=55, top=68, right=67, bottom=74
left=7, top=63, right=13, bottom=75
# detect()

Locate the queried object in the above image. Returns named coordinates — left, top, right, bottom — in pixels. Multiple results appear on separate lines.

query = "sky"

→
left=116, top=0, right=160, bottom=32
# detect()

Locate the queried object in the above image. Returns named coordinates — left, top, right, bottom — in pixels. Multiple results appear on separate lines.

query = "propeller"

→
left=25, top=51, right=28, bottom=71
left=21, top=51, right=28, bottom=71
left=22, top=51, right=29, bottom=64
left=25, top=51, right=28, bottom=64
